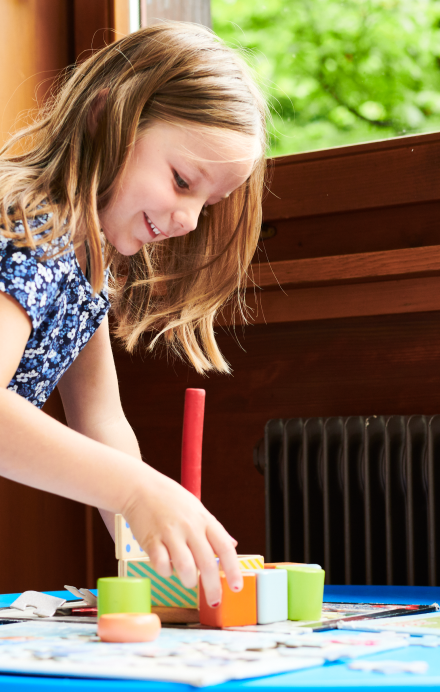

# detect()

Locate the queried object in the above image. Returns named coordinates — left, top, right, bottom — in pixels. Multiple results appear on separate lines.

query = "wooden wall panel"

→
left=0, top=388, right=89, bottom=594
left=263, top=133, right=440, bottom=221
left=0, top=0, right=72, bottom=145
left=0, top=0, right=124, bottom=594
left=74, top=0, right=129, bottom=58
left=243, top=276, right=440, bottom=325
left=0, top=479, right=88, bottom=594
left=112, top=0, right=130, bottom=35
left=252, top=246, right=440, bottom=289
left=0, top=0, right=85, bottom=595
left=258, top=200, right=440, bottom=262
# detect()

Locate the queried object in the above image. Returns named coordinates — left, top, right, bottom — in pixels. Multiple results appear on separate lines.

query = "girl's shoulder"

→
left=0, top=212, right=109, bottom=332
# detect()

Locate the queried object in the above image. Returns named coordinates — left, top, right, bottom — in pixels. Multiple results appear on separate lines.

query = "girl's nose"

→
left=172, top=204, right=203, bottom=237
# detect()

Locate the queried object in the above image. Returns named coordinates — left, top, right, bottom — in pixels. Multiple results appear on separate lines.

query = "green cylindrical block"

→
left=280, top=565, right=325, bottom=621
left=97, top=577, right=151, bottom=618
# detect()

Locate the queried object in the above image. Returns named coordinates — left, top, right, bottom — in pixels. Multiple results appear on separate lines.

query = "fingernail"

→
left=232, top=584, right=241, bottom=591
left=210, top=601, right=220, bottom=608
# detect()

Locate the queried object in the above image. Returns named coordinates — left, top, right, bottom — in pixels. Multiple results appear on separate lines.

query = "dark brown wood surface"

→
left=251, top=246, right=440, bottom=289
left=0, top=389, right=90, bottom=594
left=0, top=0, right=126, bottom=594
left=0, top=0, right=76, bottom=594
left=257, top=200, right=440, bottom=262
left=242, top=276, right=440, bottom=325
left=248, top=133, right=440, bottom=327
left=263, top=132, right=440, bottom=221
left=0, top=0, right=72, bottom=145
left=74, top=0, right=129, bottom=59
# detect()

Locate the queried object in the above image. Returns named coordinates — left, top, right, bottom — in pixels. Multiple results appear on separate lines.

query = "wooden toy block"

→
left=219, top=555, right=264, bottom=570
left=282, top=565, right=325, bottom=621
left=237, top=555, right=264, bottom=570
left=97, top=576, right=151, bottom=617
left=264, top=562, right=301, bottom=569
left=254, top=569, right=288, bottom=624
left=181, top=388, right=205, bottom=499
left=152, top=606, right=200, bottom=624
left=118, top=554, right=263, bottom=610
left=115, top=514, right=146, bottom=560
left=119, top=558, right=198, bottom=609
left=199, top=572, right=257, bottom=628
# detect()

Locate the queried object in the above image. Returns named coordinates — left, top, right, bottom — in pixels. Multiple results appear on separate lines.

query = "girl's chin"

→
left=111, top=235, right=146, bottom=256
left=101, top=223, right=147, bottom=255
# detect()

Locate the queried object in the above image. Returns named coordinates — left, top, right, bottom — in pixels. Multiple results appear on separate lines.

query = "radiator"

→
left=254, top=416, right=440, bottom=586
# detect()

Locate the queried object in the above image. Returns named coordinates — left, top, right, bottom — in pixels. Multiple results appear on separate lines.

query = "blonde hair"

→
left=0, top=23, right=267, bottom=373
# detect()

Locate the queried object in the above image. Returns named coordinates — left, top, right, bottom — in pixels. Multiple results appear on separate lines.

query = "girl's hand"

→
left=122, top=463, right=243, bottom=607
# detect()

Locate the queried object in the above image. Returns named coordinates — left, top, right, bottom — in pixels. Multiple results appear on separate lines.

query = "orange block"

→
left=264, top=562, right=302, bottom=569
left=199, top=572, right=257, bottom=628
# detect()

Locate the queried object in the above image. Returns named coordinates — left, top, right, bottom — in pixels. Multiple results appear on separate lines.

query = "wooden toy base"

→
left=151, top=607, right=199, bottom=624
left=119, top=559, right=198, bottom=608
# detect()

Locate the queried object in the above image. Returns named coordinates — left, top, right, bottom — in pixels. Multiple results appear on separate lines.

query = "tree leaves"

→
left=212, top=0, right=440, bottom=155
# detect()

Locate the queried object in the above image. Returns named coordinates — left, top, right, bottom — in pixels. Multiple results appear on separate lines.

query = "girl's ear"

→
left=88, top=89, right=110, bottom=136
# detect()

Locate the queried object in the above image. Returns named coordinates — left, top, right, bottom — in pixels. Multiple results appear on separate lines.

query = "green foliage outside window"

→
left=212, top=0, right=440, bottom=156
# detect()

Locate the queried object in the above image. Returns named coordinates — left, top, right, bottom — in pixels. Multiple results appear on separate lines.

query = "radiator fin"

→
left=259, top=415, right=440, bottom=586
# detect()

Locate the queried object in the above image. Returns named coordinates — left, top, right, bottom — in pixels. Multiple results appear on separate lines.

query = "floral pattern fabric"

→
left=0, top=214, right=110, bottom=408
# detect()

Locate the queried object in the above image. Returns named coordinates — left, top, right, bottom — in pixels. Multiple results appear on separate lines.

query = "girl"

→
left=0, top=22, right=266, bottom=608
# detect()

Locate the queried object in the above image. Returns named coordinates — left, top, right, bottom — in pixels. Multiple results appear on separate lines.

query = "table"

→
left=1, top=586, right=440, bottom=691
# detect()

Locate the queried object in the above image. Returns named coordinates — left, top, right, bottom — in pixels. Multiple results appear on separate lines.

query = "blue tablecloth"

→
left=0, top=587, right=439, bottom=691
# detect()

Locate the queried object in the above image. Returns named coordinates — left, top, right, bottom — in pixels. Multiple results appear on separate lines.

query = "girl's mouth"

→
left=144, top=213, right=161, bottom=237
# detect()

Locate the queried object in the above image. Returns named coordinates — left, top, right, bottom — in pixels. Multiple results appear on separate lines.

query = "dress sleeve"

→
left=0, top=234, right=63, bottom=331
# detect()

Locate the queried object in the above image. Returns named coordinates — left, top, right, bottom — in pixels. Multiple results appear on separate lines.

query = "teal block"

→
left=255, top=569, right=288, bottom=624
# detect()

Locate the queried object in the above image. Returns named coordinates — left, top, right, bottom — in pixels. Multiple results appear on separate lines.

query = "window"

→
left=130, top=0, right=141, bottom=32
left=212, top=0, right=440, bottom=156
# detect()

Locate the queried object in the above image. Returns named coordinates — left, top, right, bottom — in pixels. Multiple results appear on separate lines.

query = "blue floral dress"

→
left=0, top=214, right=110, bottom=408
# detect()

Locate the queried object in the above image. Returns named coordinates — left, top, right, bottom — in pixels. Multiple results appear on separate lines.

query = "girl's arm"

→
left=0, top=293, right=243, bottom=606
left=57, top=316, right=143, bottom=539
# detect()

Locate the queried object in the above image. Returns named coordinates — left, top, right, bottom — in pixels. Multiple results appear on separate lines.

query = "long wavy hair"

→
left=0, top=22, right=267, bottom=373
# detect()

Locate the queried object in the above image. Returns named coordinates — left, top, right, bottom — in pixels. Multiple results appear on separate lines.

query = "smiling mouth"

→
left=144, top=213, right=161, bottom=236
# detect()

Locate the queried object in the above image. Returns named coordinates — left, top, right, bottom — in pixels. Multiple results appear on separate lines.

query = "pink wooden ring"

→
left=98, top=612, right=161, bottom=643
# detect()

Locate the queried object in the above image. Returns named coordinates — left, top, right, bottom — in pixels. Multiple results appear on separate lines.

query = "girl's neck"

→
left=75, top=241, right=88, bottom=277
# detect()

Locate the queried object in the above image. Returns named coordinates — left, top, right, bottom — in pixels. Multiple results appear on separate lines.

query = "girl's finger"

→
left=165, top=536, right=198, bottom=589
left=207, top=520, right=243, bottom=594
left=187, top=535, right=222, bottom=608
left=146, top=540, right=173, bottom=579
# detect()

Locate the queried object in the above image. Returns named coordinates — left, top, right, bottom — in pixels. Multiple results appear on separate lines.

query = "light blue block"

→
left=255, top=569, right=288, bottom=624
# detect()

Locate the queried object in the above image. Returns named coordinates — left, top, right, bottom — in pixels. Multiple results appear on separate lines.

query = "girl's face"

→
left=99, top=121, right=260, bottom=255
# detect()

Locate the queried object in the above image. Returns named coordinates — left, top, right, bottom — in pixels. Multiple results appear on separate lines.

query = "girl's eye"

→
left=173, top=170, right=189, bottom=189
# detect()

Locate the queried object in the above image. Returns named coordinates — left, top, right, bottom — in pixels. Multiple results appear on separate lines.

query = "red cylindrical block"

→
left=181, top=388, right=205, bottom=500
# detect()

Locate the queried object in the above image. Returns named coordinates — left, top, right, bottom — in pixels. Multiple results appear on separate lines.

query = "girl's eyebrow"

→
left=194, top=163, right=213, bottom=184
